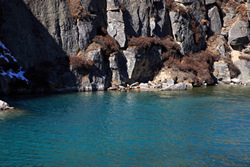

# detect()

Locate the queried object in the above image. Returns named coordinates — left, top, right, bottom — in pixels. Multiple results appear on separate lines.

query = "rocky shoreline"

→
left=0, top=100, right=14, bottom=110
left=0, top=0, right=249, bottom=95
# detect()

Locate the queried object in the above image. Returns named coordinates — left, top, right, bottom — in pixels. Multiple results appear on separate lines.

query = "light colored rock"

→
left=0, top=100, right=13, bottom=110
left=139, top=83, right=149, bottom=89
left=234, top=61, right=250, bottom=85
left=205, top=0, right=216, bottom=5
left=213, top=61, right=231, bottom=84
left=208, top=5, right=222, bottom=34
left=107, top=9, right=126, bottom=47
left=162, top=79, right=175, bottom=88
left=162, top=83, right=187, bottom=91
left=107, top=0, right=119, bottom=11
left=186, top=83, right=193, bottom=89
left=228, top=20, right=250, bottom=50
left=123, top=46, right=162, bottom=83
left=231, top=78, right=241, bottom=83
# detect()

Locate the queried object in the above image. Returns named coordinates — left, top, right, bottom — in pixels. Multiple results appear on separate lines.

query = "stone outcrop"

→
left=213, top=61, right=231, bottom=84
left=0, top=100, right=13, bottom=110
left=0, top=0, right=249, bottom=94
left=228, top=20, right=250, bottom=50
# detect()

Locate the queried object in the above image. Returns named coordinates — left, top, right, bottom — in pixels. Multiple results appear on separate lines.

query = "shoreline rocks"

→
left=0, top=100, right=14, bottom=110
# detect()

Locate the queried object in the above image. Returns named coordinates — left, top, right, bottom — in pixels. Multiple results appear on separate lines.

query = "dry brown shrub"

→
left=239, top=56, right=250, bottom=61
left=236, top=4, right=248, bottom=22
left=224, top=58, right=241, bottom=78
left=128, top=36, right=182, bottom=60
left=93, top=27, right=120, bottom=56
left=165, top=0, right=176, bottom=11
left=201, top=19, right=210, bottom=27
left=119, top=1, right=126, bottom=12
left=69, top=56, right=94, bottom=70
left=66, top=0, right=91, bottom=24
left=190, top=16, right=203, bottom=44
left=164, top=51, right=219, bottom=85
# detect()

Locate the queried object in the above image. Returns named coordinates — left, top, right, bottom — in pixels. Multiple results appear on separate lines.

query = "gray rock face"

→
left=213, top=61, right=231, bottom=84
left=208, top=5, right=222, bottom=34
left=228, top=20, right=250, bottom=50
left=205, top=0, right=216, bottom=5
left=0, top=100, right=13, bottom=110
left=120, top=0, right=172, bottom=38
left=162, top=82, right=187, bottom=91
left=123, top=46, right=162, bottom=83
left=162, top=79, right=175, bottom=88
left=107, top=1, right=126, bottom=47
left=234, top=61, right=250, bottom=85
left=170, top=11, right=194, bottom=55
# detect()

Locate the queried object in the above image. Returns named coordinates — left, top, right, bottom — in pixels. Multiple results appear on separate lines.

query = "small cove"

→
left=0, top=86, right=249, bottom=166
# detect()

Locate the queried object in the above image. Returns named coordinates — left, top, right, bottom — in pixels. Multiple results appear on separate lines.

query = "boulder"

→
left=162, top=83, right=187, bottom=91
left=234, top=61, right=250, bottom=85
left=162, top=79, right=175, bottom=88
left=123, top=46, right=162, bottom=83
left=228, top=20, right=250, bottom=50
left=213, top=61, right=231, bottom=84
left=208, top=5, right=222, bottom=35
left=205, top=0, right=216, bottom=5
left=0, top=100, right=13, bottom=110
left=139, top=83, right=149, bottom=89
left=107, top=7, right=126, bottom=47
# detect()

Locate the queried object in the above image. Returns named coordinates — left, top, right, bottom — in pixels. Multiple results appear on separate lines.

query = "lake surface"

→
left=0, top=86, right=249, bottom=166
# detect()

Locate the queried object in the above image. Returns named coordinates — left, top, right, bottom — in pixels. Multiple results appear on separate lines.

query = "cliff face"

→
left=0, top=0, right=249, bottom=94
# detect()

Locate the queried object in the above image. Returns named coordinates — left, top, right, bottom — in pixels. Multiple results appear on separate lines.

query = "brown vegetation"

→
left=236, top=4, right=248, bottom=22
left=69, top=56, right=94, bottom=70
left=190, top=16, right=203, bottom=45
left=92, top=27, right=120, bottom=56
left=164, top=51, right=219, bottom=85
left=66, top=0, right=91, bottom=24
left=165, top=0, right=176, bottom=11
left=128, top=36, right=182, bottom=60
left=224, top=58, right=241, bottom=78
left=239, top=56, right=250, bottom=61
left=119, top=1, right=126, bottom=12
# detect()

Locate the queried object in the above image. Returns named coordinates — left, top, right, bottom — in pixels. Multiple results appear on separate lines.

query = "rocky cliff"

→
left=0, top=0, right=249, bottom=94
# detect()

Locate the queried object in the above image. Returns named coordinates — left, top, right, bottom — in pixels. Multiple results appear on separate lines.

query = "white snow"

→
left=0, top=41, right=29, bottom=83
left=0, top=69, right=29, bottom=83
left=0, top=41, right=9, bottom=51
left=0, top=55, right=9, bottom=63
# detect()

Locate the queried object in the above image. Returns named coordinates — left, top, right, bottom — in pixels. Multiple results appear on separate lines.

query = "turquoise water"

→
left=0, top=86, right=249, bottom=166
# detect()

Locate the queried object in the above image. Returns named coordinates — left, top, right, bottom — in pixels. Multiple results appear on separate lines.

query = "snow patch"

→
left=0, top=41, right=29, bottom=83
left=0, top=55, right=9, bottom=63
left=0, top=69, right=29, bottom=83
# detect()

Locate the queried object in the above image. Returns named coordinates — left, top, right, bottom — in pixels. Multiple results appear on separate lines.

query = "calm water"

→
left=0, top=86, right=249, bottom=166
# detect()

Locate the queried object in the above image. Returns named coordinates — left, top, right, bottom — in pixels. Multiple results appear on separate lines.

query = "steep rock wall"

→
left=0, top=0, right=249, bottom=94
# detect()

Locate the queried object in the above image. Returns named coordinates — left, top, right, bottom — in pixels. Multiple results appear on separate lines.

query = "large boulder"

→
left=107, top=1, right=126, bottom=48
left=0, top=100, right=13, bottom=110
left=122, top=46, right=162, bottom=83
left=234, top=61, right=250, bottom=85
left=213, top=61, right=231, bottom=84
left=208, top=5, right=222, bottom=35
left=228, top=20, right=250, bottom=50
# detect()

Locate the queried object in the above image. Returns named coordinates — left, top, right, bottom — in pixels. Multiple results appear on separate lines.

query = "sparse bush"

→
left=119, top=1, right=126, bottom=12
left=236, top=4, right=248, bottom=22
left=67, top=0, right=91, bottom=24
left=165, top=0, right=176, bottom=11
left=93, top=27, right=120, bottom=56
left=128, top=36, right=182, bottom=60
left=239, top=56, right=250, bottom=61
left=69, top=56, right=94, bottom=70
left=190, top=16, right=203, bottom=44
left=224, top=58, right=241, bottom=78
left=164, top=51, right=219, bottom=85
